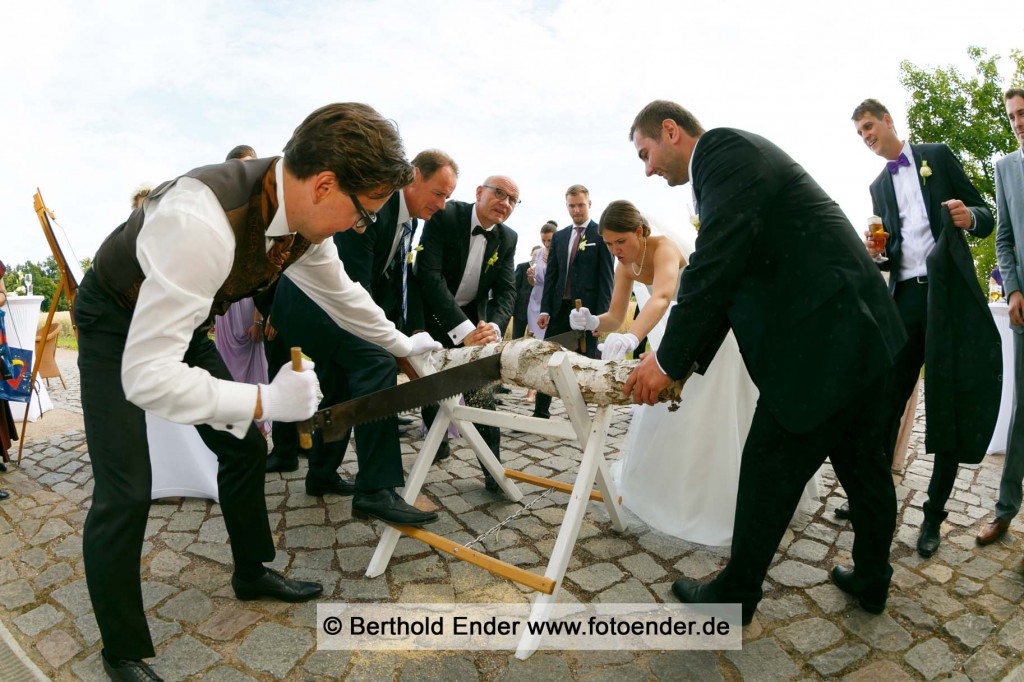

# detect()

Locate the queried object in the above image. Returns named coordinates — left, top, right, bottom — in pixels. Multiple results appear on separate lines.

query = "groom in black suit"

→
left=535, top=185, right=614, bottom=418
left=414, top=176, right=519, bottom=488
left=851, top=99, right=999, bottom=558
left=625, top=100, right=907, bottom=624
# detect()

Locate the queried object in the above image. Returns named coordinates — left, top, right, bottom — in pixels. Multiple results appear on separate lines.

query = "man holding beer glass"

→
left=850, top=98, right=998, bottom=558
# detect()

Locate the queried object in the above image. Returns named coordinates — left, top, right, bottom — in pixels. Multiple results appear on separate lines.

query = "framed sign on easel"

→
left=18, top=190, right=83, bottom=461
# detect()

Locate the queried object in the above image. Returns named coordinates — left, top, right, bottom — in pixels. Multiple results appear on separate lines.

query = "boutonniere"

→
left=578, top=237, right=595, bottom=252
left=485, top=250, right=499, bottom=271
left=690, top=214, right=701, bottom=232
left=920, top=159, right=932, bottom=185
left=407, top=245, right=423, bottom=264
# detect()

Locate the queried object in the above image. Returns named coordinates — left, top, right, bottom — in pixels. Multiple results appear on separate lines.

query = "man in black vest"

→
left=268, top=149, right=458, bottom=525
left=414, top=177, right=519, bottom=488
left=75, top=103, right=442, bottom=681
left=625, top=100, right=906, bottom=625
left=849, top=99, right=999, bottom=558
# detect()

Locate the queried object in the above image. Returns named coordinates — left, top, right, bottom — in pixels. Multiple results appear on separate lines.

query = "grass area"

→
left=37, top=311, right=78, bottom=351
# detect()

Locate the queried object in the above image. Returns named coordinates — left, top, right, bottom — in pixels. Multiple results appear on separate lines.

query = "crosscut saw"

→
left=297, top=331, right=579, bottom=444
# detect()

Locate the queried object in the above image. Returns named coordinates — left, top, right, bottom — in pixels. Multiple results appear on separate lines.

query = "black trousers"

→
left=714, top=370, right=897, bottom=605
left=534, top=299, right=598, bottom=417
left=75, top=271, right=274, bottom=660
left=884, top=279, right=958, bottom=524
left=269, top=281, right=404, bottom=492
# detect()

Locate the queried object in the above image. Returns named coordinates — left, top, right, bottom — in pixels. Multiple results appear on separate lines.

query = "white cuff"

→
left=449, top=319, right=476, bottom=345
left=211, top=382, right=259, bottom=439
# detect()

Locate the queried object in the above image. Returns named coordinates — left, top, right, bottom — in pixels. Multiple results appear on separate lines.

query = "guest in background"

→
left=0, top=261, right=13, bottom=499
left=130, top=185, right=152, bottom=210
left=990, top=266, right=1004, bottom=300
left=526, top=220, right=557, bottom=340
left=511, top=246, right=542, bottom=340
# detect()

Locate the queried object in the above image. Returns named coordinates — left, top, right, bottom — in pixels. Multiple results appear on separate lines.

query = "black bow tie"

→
left=473, top=225, right=496, bottom=240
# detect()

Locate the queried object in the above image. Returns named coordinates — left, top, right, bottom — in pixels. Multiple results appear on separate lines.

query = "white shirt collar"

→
left=688, top=134, right=703, bottom=211
left=895, top=140, right=914, bottom=170
left=397, top=188, right=411, bottom=226
left=266, top=159, right=290, bottom=237
left=472, top=204, right=494, bottom=232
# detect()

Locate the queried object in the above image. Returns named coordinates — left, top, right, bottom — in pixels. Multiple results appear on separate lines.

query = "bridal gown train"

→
left=612, top=278, right=820, bottom=546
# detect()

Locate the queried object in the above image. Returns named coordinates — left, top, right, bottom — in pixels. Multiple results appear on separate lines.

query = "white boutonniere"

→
left=920, top=159, right=932, bottom=185
left=690, top=214, right=700, bottom=231
left=578, top=237, right=594, bottom=252
left=485, top=250, right=499, bottom=271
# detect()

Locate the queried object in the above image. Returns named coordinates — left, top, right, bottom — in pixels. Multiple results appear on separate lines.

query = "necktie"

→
left=886, top=153, right=911, bottom=175
left=398, top=220, right=415, bottom=325
left=563, top=225, right=585, bottom=298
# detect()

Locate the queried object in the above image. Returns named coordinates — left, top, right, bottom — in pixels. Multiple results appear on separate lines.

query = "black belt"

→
left=898, top=276, right=928, bottom=286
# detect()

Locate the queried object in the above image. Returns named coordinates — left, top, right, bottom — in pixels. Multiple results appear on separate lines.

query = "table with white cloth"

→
left=987, top=301, right=1015, bottom=455
left=147, top=414, right=220, bottom=502
left=1, top=295, right=52, bottom=422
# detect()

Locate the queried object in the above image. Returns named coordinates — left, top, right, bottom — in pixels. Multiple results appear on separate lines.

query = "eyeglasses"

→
left=349, top=194, right=378, bottom=230
left=482, top=185, right=521, bottom=206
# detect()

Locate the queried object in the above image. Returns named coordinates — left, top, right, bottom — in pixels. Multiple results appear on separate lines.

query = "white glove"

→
left=407, top=331, right=443, bottom=356
left=569, top=306, right=600, bottom=332
left=259, top=359, right=318, bottom=422
left=598, top=333, right=639, bottom=361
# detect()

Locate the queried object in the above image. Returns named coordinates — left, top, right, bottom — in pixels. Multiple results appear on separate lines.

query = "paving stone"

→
left=566, top=562, right=623, bottom=591
left=958, top=555, right=1002, bottom=580
left=197, top=606, right=263, bottom=640
left=888, top=596, right=939, bottom=629
left=70, top=650, right=107, bottom=682
left=774, top=616, right=843, bottom=654
left=0, top=579, right=38, bottom=610
left=759, top=594, right=810, bottom=621
left=345, top=651, right=402, bottom=682
left=808, top=643, right=870, bottom=677
left=157, top=587, right=214, bottom=623
left=0, top=559, right=17, bottom=585
left=767, top=560, right=829, bottom=587
left=35, top=628, right=81, bottom=668
left=283, top=524, right=336, bottom=549
left=33, top=561, right=73, bottom=589
left=187, top=542, right=234, bottom=565
left=149, top=549, right=192, bottom=577
left=963, top=645, right=1008, bottom=682
left=337, top=577, right=391, bottom=600
left=904, top=637, right=955, bottom=680
left=842, top=610, right=913, bottom=652
left=921, top=564, right=953, bottom=583
left=401, top=655, right=479, bottom=681
left=637, top=532, right=692, bottom=560
left=236, top=622, right=315, bottom=679
left=989, top=574, right=1024, bottom=602
left=337, top=521, right=379, bottom=546
left=944, top=613, right=994, bottom=649
left=167, top=510, right=205, bottom=531
left=580, top=536, right=633, bottom=559
left=786, top=539, right=829, bottom=563
left=286, top=506, right=326, bottom=527
left=14, top=603, right=65, bottom=635
left=293, top=548, right=336, bottom=571
left=952, top=576, right=983, bottom=596
left=841, top=658, right=915, bottom=681
left=618, top=553, right=666, bottom=583
left=596, top=578, right=655, bottom=603
left=148, top=617, right=183, bottom=645
left=998, top=614, right=1024, bottom=652
left=390, top=555, right=447, bottom=584
left=724, top=638, right=800, bottom=681
left=141, top=581, right=178, bottom=609
left=74, top=612, right=101, bottom=646
left=499, top=652, right=572, bottom=682
left=917, top=585, right=966, bottom=617
left=20, top=547, right=49, bottom=569
left=672, top=551, right=724, bottom=580
left=303, top=649, right=354, bottom=678
left=337, top=546, right=375, bottom=573
left=802, top=522, right=839, bottom=544
left=202, top=667, right=258, bottom=682
left=649, top=650, right=723, bottom=681
left=52, top=534, right=83, bottom=558
left=150, top=635, right=221, bottom=680
left=29, top=518, right=74, bottom=545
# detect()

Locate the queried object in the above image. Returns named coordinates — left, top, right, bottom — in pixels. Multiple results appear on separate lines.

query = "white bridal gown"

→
left=611, top=227, right=819, bottom=546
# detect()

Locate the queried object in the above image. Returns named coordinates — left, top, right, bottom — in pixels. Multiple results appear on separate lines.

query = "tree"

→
left=899, top=47, right=1024, bottom=290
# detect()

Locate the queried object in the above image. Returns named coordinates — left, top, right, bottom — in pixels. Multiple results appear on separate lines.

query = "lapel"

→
left=911, top=144, right=939, bottom=240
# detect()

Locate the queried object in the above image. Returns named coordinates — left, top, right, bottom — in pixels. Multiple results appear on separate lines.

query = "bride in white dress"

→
left=570, top=200, right=818, bottom=546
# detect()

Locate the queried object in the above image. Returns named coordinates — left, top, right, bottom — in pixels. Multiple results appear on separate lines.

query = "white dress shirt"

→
left=122, top=162, right=411, bottom=438
left=890, top=141, right=934, bottom=281
left=383, top=189, right=412, bottom=275
left=449, top=204, right=498, bottom=343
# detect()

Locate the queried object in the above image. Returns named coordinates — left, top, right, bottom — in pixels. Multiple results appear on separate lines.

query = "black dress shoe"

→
left=352, top=488, right=438, bottom=526
left=834, top=502, right=850, bottom=520
left=0, top=490, right=9, bottom=501
left=671, top=579, right=755, bottom=625
left=101, top=649, right=163, bottom=681
left=232, top=568, right=323, bottom=602
left=917, top=519, right=942, bottom=557
left=306, top=478, right=356, bottom=497
left=434, top=441, right=451, bottom=462
left=265, top=451, right=299, bottom=473
left=831, top=565, right=887, bottom=614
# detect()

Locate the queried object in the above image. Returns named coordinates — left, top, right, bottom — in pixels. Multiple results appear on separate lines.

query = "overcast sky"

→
left=2, top=1, right=1022, bottom=270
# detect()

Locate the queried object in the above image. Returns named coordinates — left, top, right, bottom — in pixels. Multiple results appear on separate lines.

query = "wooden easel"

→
left=18, top=190, right=79, bottom=461
left=364, top=350, right=625, bottom=659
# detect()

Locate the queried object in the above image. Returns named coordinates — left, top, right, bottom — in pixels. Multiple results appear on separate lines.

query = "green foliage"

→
left=899, top=47, right=1024, bottom=289
left=1, top=255, right=92, bottom=312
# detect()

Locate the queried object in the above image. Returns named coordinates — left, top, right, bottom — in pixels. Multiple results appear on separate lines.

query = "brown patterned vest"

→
left=92, top=157, right=311, bottom=319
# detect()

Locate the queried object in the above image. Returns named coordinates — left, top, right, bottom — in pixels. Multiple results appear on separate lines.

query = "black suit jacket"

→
left=513, top=261, right=532, bottom=321
left=413, top=200, right=517, bottom=343
left=540, top=219, right=614, bottom=318
left=869, top=143, right=994, bottom=295
left=656, top=128, right=907, bottom=434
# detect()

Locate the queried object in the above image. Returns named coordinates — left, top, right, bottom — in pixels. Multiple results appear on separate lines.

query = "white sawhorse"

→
left=364, top=350, right=625, bottom=659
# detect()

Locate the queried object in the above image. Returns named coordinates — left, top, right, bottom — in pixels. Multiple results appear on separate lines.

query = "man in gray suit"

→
left=978, top=87, right=1024, bottom=545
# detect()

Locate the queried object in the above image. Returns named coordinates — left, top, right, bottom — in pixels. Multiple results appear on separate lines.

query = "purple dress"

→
left=214, top=297, right=269, bottom=432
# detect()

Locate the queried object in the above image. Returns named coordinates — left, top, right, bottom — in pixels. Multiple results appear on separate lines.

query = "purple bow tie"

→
left=886, top=153, right=911, bottom=175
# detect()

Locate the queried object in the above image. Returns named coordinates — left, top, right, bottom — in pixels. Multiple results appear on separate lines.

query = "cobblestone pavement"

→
left=1, top=351, right=1023, bottom=681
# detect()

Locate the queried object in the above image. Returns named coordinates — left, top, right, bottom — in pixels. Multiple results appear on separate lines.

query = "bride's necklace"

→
left=631, top=236, right=648, bottom=277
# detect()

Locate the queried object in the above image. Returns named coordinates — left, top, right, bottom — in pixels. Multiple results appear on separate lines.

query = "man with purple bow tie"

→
left=849, top=98, right=999, bottom=559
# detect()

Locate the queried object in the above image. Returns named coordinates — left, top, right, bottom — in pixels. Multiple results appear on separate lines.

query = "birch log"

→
left=431, top=338, right=684, bottom=408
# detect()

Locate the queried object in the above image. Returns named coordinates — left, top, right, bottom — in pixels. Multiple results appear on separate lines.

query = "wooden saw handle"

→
left=292, top=347, right=313, bottom=450
left=574, top=299, right=585, bottom=353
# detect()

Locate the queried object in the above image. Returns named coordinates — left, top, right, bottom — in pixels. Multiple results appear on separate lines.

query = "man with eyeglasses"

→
left=266, top=150, right=459, bottom=526
left=534, top=184, right=614, bottom=419
left=74, top=103, right=442, bottom=681
left=414, top=176, right=520, bottom=490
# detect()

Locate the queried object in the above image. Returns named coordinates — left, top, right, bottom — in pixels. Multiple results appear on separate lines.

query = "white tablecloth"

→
left=1, top=295, right=52, bottom=422
left=147, top=414, right=220, bottom=502
left=988, top=302, right=1015, bottom=455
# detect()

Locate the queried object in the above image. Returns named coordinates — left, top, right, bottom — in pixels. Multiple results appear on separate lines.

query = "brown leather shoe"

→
left=976, top=517, right=1011, bottom=546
